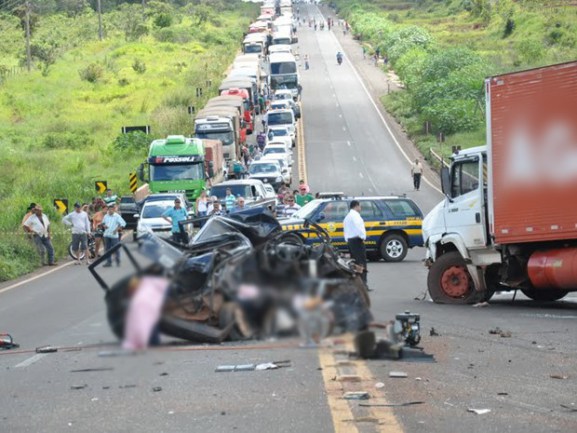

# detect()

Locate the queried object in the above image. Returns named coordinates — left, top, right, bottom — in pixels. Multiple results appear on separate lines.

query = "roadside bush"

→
left=112, top=131, right=150, bottom=152
left=79, top=62, right=103, bottom=82
left=422, top=98, right=482, bottom=134
left=154, top=27, right=193, bottom=43
left=132, top=58, right=146, bottom=74
left=516, top=38, right=544, bottom=65
left=154, top=13, right=173, bottom=28
left=42, top=131, right=95, bottom=149
left=385, top=25, right=432, bottom=64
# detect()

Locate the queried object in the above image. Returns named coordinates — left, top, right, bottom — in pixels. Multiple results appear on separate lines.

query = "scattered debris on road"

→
left=70, top=367, right=114, bottom=373
left=560, top=404, right=577, bottom=412
left=468, top=408, right=491, bottom=415
left=343, top=391, right=370, bottom=400
left=472, top=301, right=490, bottom=308
left=360, top=401, right=425, bottom=407
left=152, top=386, right=162, bottom=392
left=375, top=382, right=385, bottom=389
left=35, top=345, right=58, bottom=353
left=215, top=360, right=292, bottom=372
left=0, top=334, right=20, bottom=350
left=429, top=327, right=440, bottom=337
left=336, top=375, right=362, bottom=382
left=70, top=384, right=87, bottom=390
left=489, top=327, right=512, bottom=338
left=389, top=371, right=408, bottom=378
left=550, top=374, right=569, bottom=380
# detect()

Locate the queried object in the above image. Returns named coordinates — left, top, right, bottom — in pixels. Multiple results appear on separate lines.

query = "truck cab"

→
left=139, top=135, right=207, bottom=202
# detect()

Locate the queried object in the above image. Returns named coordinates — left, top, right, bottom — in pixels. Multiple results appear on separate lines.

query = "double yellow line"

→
left=297, top=109, right=307, bottom=185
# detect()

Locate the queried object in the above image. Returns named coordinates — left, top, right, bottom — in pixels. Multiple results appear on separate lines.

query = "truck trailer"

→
left=423, top=61, right=577, bottom=303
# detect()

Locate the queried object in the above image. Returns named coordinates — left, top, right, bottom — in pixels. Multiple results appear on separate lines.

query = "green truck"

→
left=136, top=135, right=224, bottom=203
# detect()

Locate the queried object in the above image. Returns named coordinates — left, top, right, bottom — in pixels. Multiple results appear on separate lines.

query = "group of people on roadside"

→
left=21, top=188, right=127, bottom=268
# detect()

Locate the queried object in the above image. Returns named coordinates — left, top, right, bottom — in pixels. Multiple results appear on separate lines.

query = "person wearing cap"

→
left=162, top=198, right=189, bottom=244
left=23, top=205, right=56, bottom=266
left=295, top=185, right=313, bottom=207
left=62, top=202, right=92, bottom=264
left=102, top=204, right=126, bottom=267
left=298, top=179, right=310, bottom=194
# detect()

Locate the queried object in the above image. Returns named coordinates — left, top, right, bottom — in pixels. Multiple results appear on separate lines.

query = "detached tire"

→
left=521, top=288, right=568, bottom=302
left=427, top=252, right=484, bottom=304
left=379, top=234, right=408, bottom=262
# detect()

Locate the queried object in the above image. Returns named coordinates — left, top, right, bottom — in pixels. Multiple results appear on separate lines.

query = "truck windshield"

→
left=150, top=163, right=204, bottom=181
left=271, top=76, right=298, bottom=91
left=245, top=45, right=262, bottom=54
left=196, top=131, right=234, bottom=146
left=270, top=62, right=297, bottom=74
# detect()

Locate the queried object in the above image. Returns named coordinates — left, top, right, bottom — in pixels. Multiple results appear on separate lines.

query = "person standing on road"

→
left=411, top=158, right=424, bottom=191
left=225, top=188, right=236, bottom=210
left=92, top=203, right=105, bottom=257
left=343, top=200, right=368, bottom=287
left=103, top=189, right=118, bottom=207
left=281, top=194, right=301, bottom=218
left=23, top=205, right=56, bottom=266
left=62, top=202, right=92, bottom=265
left=102, top=204, right=126, bottom=267
left=304, top=54, right=309, bottom=70
left=295, top=185, right=314, bottom=207
left=196, top=191, right=209, bottom=218
left=162, top=198, right=189, bottom=245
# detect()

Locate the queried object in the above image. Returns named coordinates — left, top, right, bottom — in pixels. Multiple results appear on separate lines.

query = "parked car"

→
left=247, top=160, right=285, bottom=191
left=263, top=143, right=293, bottom=166
left=264, top=109, right=296, bottom=145
left=279, top=194, right=424, bottom=262
left=269, top=98, right=301, bottom=119
left=135, top=198, right=193, bottom=241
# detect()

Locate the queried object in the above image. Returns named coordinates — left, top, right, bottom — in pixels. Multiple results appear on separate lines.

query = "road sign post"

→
left=53, top=199, right=68, bottom=215
left=95, top=180, right=108, bottom=194
left=129, top=172, right=137, bottom=193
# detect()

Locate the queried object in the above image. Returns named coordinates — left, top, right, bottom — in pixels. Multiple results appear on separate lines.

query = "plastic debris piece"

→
left=389, top=371, right=408, bottom=378
left=215, top=365, right=236, bottom=373
left=343, top=391, right=370, bottom=400
left=560, top=404, right=577, bottom=412
left=152, top=387, right=162, bottom=392
left=375, top=382, right=385, bottom=389
left=360, top=401, right=425, bottom=407
left=472, top=301, right=489, bottom=308
left=91, top=397, right=99, bottom=402
left=70, top=384, right=87, bottom=390
left=337, top=375, right=361, bottom=382
left=468, top=408, right=491, bottom=415
left=489, top=327, right=501, bottom=335
left=429, top=327, right=440, bottom=337
left=255, top=362, right=279, bottom=370
left=36, top=346, right=58, bottom=353
left=500, top=331, right=512, bottom=338
left=70, top=368, right=114, bottom=373
left=497, top=392, right=508, bottom=396
left=550, top=374, right=569, bottom=380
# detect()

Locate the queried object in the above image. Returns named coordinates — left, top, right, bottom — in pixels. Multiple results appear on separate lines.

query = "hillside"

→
left=330, top=0, right=577, bottom=163
left=0, top=0, right=257, bottom=280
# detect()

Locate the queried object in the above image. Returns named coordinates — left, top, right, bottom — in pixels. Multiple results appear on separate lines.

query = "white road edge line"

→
left=15, top=353, right=47, bottom=368
left=359, top=172, right=364, bottom=178
left=327, top=26, right=442, bottom=194
left=0, top=261, right=74, bottom=295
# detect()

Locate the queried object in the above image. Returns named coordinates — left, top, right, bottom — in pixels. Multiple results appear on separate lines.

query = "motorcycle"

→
left=89, top=209, right=372, bottom=344
left=68, top=232, right=97, bottom=261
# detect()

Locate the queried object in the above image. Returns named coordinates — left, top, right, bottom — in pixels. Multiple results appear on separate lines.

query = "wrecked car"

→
left=89, top=208, right=372, bottom=346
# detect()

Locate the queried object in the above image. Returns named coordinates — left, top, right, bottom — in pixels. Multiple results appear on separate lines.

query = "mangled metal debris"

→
left=89, top=209, right=372, bottom=346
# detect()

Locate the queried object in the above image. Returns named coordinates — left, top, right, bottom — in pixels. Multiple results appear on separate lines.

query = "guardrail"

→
left=428, top=147, right=450, bottom=170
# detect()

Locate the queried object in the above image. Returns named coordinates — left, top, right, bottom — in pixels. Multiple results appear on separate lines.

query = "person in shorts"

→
left=62, top=202, right=92, bottom=264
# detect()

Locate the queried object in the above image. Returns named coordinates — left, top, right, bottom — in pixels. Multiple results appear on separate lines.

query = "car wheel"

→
left=379, top=233, right=408, bottom=262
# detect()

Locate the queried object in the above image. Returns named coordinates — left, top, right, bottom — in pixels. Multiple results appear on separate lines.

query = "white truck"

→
left=423, top=61, right=577, bottom=304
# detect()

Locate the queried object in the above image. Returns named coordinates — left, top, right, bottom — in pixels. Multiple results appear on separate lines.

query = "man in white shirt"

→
left=411, top=158, right=424, bottom=191
left=62, top=202, right=92, bottom=264
left=23, top=205, right=56, bottom=266
left=343, top=200, right=368, bottom=288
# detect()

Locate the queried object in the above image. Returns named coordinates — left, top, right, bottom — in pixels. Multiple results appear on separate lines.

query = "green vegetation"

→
left=0, top=0, right=256, bottom=281
left=331, top=0, right=577, bottom=164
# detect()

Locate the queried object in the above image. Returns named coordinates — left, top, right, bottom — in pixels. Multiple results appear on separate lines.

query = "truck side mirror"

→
left=441, top=167, right=452, bottom=199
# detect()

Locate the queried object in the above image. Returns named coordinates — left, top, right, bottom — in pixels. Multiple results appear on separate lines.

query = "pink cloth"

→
left=122, top=276, right=170, bottom=350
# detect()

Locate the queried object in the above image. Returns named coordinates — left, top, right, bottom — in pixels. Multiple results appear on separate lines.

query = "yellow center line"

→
left=317, top=337, right=405, bottom=432
left=297, top=110, right=307, bottom=185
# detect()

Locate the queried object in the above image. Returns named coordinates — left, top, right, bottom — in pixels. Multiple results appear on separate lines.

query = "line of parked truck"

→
left=129, top=0, right=300, bottom=228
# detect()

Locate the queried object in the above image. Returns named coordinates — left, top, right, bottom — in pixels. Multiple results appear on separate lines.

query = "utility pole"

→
left=97, top=0, right=103, bottom=40
left=25, top=0, right=31, bottom=72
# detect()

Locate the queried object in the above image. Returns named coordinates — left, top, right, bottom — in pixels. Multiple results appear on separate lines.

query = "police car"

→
left=280, top=194, right=424, bottom=262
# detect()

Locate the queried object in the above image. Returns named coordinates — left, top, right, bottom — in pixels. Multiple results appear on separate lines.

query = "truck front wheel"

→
left=428, top=251, right=484, bottom=304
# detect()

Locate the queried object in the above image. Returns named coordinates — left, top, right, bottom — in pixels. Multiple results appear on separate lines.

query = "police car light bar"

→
left=317, top=192, right=345, bottom=200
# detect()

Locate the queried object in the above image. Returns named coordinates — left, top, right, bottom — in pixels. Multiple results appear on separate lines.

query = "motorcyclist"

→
left=336, top=51, right=343, bottom=65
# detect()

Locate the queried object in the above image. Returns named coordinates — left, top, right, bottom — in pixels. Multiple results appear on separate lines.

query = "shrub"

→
left=79, top=62, right=103, bottom=82
left=42, top=131, right=95, bottom=149
left=154, top=13, right=173, bottom=28
left=132, top=58, right=146, bottom=74
left=112, top=131, right=150, bottom=152
left=503, top=18, right=515, bottom=38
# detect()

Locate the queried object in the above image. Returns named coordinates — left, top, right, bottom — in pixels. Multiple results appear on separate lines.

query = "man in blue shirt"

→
left=102, top=204, right=126, bottom=267
left=162, top=198, right=189, bottom=244
left=224, top=188, right=236, bottom=212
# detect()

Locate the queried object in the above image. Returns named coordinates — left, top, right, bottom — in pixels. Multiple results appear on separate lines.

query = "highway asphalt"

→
left=1, top=3, right=576, bottom=433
